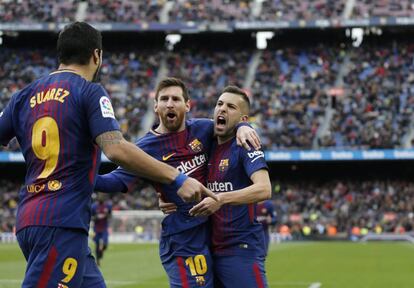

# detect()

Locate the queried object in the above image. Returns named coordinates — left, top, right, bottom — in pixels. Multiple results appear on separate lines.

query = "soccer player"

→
left=95, top=77, right=261, bottom=287
left=256, top=200, right=277, bottom=255
left=190, top=85, right=272, bottom=288
left=0, top=22, right=214, bottom=288
left=91, top=197, right=112, bottom=266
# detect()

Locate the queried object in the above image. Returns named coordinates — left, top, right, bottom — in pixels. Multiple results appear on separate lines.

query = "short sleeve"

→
left=85, top=84, right=120, bottom=140
left=0, top=98, right=15, bottom=146
left=240, top=148, right=268, bottom=178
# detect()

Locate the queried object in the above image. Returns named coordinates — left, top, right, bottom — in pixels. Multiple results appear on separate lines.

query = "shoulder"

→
left=187, top=118, right=213, bottom=129
left=135, top=132, right=158, bottom=151
left=83, top=82, right=107, bottom=96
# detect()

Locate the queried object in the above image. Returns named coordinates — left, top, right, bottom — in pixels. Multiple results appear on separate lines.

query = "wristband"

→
left=171, top=173, right=188, bottom=191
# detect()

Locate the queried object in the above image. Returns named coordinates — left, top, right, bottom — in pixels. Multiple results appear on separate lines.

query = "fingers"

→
left=236, top=137, right=241, bottom=147
left=189, top=203, right=211, bottom=217
left=161, top=206, right=177, bottom=215
left=241, top=138, right=250, bottom=151
left=189, top=203, right=202, bottom=216
left=201, top=186, right=219, bottom=201
left=160, top=202, right=176, bottom=209
left=250, top=131, right=261, bottom=150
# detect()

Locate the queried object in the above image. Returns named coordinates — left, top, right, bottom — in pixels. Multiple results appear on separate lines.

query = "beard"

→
left=160, top=111, right=185, bottom=132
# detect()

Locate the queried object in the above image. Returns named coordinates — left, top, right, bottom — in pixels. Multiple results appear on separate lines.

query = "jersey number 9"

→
left=32, top=116, right=60, bottom=179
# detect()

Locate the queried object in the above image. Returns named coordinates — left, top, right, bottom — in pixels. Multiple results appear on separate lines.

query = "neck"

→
left=217, top=134, right=235, bottom=145
left=58, top=64, right=93, bottom=81
left=154, top=121, right=186, bottom=134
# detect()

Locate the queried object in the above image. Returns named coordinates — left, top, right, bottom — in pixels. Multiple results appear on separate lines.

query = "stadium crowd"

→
left=2, top=178, right=414, bottom=240
left=251, top=46, right=342, bottom=149
left=322, top=43, right=414, bottom=148
left=2, top=43, right=414, bottom=150
left=2, top=0, right=414, bottom=24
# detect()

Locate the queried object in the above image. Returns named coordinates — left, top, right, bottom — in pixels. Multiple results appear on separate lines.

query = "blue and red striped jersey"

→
left=92, top=201, right=112, bottom=233
left=0, top=70, right=119, bottom=233
left=207, top=139, right=268, bottom=256
left=256, top=200, right=276, bottom=232
left=99, top=119, right=214, bottom=236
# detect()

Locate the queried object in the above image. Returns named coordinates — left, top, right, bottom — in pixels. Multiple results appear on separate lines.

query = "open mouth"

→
left=166, top=112, right=177, bottom=120
left=216, top=115, right=226, bottom=127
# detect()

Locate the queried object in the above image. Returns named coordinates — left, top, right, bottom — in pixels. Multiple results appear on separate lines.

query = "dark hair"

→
left=155, top=77, right=189, bottom=101
left=57, top=22, right=102, bottom=65
left=221, top=85, right=250, bottom=109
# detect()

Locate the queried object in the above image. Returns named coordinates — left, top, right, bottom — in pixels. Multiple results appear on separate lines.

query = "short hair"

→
left=221, top=85, right=250, bottom=110
left=57, top=22, right=102, bottom=65
left=155, top=77, right=189, bottom=101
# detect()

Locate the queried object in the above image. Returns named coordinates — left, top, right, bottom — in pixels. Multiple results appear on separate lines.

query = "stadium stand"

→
left=2, top=0, right=414, bottom=246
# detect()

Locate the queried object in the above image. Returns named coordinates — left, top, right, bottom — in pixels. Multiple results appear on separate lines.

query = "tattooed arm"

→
left=95, top=131, right=218, bottom=202
left=96, top=130, right=178, bottom=184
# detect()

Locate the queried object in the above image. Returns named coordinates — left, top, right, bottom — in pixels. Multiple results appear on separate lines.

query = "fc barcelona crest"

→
left=219, top=159, right=229, bottom=171
left=189, top=138, right=203, bottom=152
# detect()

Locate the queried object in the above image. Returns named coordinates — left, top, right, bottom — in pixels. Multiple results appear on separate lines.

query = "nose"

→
left=166, top=97, right=174, bottom=107
left=218, top=104, right=227, bottom=113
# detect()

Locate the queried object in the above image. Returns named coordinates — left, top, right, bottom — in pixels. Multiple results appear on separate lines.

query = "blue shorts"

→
left=213, top=254, right=268, bottom=288
left=17, top=226, right=106, bottom=288
left=94, top=231, right=109, bottom=246
left=160, top=224, right=214, bottom=288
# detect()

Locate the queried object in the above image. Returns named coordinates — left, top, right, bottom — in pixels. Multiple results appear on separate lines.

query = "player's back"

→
left=8, top=70, right=118, bottom=233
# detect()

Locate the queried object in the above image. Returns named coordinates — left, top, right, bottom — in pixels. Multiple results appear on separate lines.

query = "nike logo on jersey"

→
left=162, top=153, right=176, bottom=161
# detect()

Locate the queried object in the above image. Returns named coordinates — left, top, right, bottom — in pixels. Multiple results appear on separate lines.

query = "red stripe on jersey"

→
left=88, top=145, right=98, bottom=184
left=176, top=257, right=189, bottom=288
left=42, top=196, right=51, bottom=225
left=35, top=198, right=43, bottom=225
left=253, top=262, right=265, bottom=288
left=37, top=246, right=58, bottom=288
left=248, top=203, right=254, bottom=223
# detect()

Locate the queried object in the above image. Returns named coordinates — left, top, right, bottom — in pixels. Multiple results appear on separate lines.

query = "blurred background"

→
left=2, top=1, right=414, bottom=287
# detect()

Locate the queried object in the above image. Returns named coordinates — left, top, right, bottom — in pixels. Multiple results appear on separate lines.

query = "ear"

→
left=93, top=49, right=101, bottom=65
left=154, top=98, right=158, bottom=113
left=185, top=100, right=191, bottom=113
left=241, top=115, right=249, bottom=122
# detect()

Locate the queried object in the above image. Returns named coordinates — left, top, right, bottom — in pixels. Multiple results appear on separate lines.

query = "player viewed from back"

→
left=190, top=85, right=272, bottom=288
left=0, top=22, right=214, bottom=288
left=91, top=197, right=112, bottom=266
left=95, top=77, right=261, bottom=287
left=256, top=200, right=277, bottom=255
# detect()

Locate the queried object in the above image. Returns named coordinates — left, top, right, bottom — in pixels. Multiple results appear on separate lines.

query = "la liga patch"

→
left=100, top=96, right=115, bottom=119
